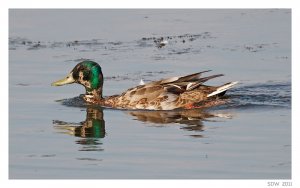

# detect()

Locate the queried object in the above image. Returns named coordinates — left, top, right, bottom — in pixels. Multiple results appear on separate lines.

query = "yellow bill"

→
left=51, top=73, right=75, bottom=86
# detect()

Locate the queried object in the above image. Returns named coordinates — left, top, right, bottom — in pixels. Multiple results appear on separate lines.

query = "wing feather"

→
left=120, top=71, right=226, bottom=108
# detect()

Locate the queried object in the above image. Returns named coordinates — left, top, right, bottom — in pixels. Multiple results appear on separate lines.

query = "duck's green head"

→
left=52, top=61, right=104, bottom=98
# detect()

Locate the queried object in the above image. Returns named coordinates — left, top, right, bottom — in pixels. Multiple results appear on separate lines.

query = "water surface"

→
left=9, top=9, right=291, bottom=179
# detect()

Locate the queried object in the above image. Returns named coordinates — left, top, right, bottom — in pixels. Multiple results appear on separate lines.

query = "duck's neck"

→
left=84, top=87, right=104, bottom=103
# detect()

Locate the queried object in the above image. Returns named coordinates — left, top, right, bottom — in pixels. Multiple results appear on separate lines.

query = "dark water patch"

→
left=9, top=33, right=211, bottom=60
left=76, top=139, right=104, bottom=152
left=222, top=42, right=279, bottom=53
left=9, top=35, right=282, bottom=61
left=136, top=40, right=153, bottom=48
left=168, top=48, right=191, bottom=55
left=105, top=70, right=173, bottom=83
left=79, top=148, right=104, bottom=152
left=41, top=154, right=56, bottom=158
left=9, top=37, right=48, bottom=50
left=276, top=56, right=289, bottom=60
left=76, top=158, right=102, bottom=161
left=271, top=161, right=291, bottom=168
left=9, top=37, right=32, bottom=48
left=216, top=103, right=288, bottom=111
left=108, top=41, right=123, bottom=46
left=152, top=55, right=166, bottom=60
left=215, top=82, right=291, bottom=110
left=16, top=83, right=30, bottom=86
left=26, top=154, right=57, bottom=158
left=141, top=32, right=213, bottom=42
left=65, top=58, right=94, bottom=63
left=55, top=95, right=87, bottom=108
left=150, top=70, right=171, bottom=75
left=66, top=39, right=104, bottom=47
left=27, top=42, right=47, bottom=50
left=76, top=139, right=103, bottom=146
left=9, top=37, right=126, bottom=52
left=139, top=32, right=214, bottom=49
left=243, top=44, right=268, bottom=52
left=180, top=124, right=204, bottom=132
left=53, top=119, right=80, bottom=126
left=189, top=134, right=204, bottom=138
left=49, top=41, right=66, bottom=48
left=27, top=154, right=36, bottom=158
left=52, top=54, right=69, bottom=59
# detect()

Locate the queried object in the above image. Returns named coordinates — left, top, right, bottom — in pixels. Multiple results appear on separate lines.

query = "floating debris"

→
left=154, top=37, right=169, bottom=48
left=140, top=32, right=214, bottom=49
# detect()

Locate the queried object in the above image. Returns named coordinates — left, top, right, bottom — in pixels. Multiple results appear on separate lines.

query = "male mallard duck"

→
left=52, top=61, right=238, bottom=110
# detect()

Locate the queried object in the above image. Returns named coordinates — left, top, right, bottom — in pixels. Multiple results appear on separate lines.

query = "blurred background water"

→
left=9, top=9, right=291, bottom=179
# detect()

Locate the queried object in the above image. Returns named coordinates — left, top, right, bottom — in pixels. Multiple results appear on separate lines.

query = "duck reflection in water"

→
left=53, top=107, right=105, bottom=151
left=53, top=105, right=232, bottom=144
left=127, top=109, right=232, bottom=135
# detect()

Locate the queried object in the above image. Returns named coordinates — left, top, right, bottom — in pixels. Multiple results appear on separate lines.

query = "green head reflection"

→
left=53, top=107, right=106, bottom=139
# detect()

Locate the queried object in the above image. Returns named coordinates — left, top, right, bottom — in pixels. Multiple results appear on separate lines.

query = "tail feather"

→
left=207, top=81, right=238, bottom=97
left=176, top=70, right=212, bottom=82
left=185, top=74, right=224, bottom=91
left=197, top=74, right=224, bottom=84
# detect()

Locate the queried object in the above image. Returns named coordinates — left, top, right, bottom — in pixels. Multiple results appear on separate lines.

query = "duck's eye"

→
left=83, top=71, right=90, bottom=81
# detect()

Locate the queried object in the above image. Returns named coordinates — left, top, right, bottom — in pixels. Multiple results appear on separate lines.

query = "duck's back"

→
left=102, top=71, right=237, bottom=110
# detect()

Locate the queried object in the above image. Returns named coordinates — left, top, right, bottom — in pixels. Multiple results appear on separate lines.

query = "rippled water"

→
left=9, top=9, right=291, bottom=179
